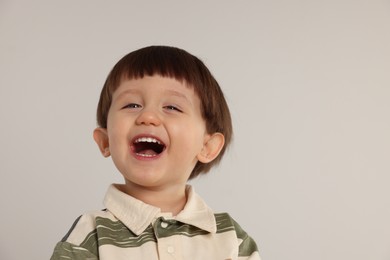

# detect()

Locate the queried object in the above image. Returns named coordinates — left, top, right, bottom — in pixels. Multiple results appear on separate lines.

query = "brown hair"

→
left=96, top=46, right=232, bottom=179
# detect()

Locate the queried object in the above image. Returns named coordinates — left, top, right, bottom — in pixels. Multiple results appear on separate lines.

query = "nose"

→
left=135, top=109, right=161, bottom=126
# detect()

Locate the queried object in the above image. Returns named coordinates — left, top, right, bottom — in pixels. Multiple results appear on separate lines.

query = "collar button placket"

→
left=154, top=217, right=178, bottom=259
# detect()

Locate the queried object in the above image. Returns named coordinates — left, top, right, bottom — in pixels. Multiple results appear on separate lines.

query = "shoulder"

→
left=214, top=212, right=247, bottom=236
left=214, top=212, right=261, bottom=259
left=61, top=209, right=115, bottom=244
left=214, top=212, right=237, bottom=233
left=51, top=210, right=117, bottom=260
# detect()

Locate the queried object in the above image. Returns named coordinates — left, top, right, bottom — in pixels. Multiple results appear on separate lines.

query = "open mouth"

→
left=132, top=136, right=166, bottom=158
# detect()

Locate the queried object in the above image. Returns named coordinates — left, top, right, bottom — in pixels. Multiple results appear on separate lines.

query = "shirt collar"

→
left=103, top=184, right=216, bottom=236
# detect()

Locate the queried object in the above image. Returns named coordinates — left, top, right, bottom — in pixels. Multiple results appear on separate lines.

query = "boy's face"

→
left=94, top=75, right=223, bottom=191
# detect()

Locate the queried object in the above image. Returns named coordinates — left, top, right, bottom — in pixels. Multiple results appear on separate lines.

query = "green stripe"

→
left=50, top=242, right=98, bottom=260
left=80, top=218, right=157, bottom=255
left=215, top=213, right=236, bottom=234
left=231, top=217, right=259, bottom=257
left=61, top=215, right=82, bottom=242
left=153, top=218, right=209, bottom=238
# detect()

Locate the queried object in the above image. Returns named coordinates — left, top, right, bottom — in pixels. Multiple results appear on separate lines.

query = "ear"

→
left=197, top=132, right=225, bottom=163
left=93, top=128, right=111, bottom=157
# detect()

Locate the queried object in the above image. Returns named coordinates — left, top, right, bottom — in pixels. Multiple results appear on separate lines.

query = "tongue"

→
left=139, top=149, right=158, bottom=156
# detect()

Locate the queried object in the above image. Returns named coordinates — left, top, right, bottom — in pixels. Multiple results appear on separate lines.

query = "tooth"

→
left=136, top=153, right=156, bottom=157
left=134, top=137, right=163, bottom=144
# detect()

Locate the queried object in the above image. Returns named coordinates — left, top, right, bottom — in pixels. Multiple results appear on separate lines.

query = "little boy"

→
left=50, top=46, right=261, bottom=259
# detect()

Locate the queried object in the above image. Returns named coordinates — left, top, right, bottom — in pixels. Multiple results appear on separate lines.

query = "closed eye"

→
left=164, top=105, right=182, bottom=112
left=122, top=103, right=142, bottom=109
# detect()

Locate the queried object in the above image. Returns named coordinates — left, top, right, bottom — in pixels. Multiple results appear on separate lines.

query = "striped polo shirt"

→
left=51, top=184, right=261, bottom=260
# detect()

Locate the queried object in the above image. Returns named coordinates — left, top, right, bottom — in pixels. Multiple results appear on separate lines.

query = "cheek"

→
left=107, top=123, right=128, bottom=150
left=172, top=121, right=206, bottom=151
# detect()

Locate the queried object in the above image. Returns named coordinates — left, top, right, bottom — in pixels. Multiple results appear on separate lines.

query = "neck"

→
left=121, top=181, right=188, bottom=216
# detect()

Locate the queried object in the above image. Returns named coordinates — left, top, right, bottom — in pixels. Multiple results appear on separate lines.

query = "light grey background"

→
left=1, top=1, right=389, bottom=259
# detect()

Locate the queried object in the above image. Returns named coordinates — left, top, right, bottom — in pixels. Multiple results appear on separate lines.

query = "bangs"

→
left=107, top=46, right=203, bottom=93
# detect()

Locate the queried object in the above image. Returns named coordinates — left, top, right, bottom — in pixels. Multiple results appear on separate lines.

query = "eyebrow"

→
left=114, top=89, right=141, bottom=101
left=114, top=88, right=193, bottom=106
left=164, top=89, right=192, bottom=106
